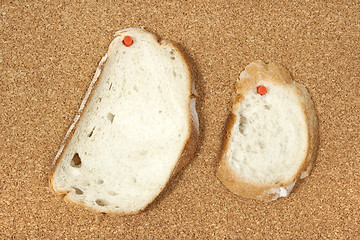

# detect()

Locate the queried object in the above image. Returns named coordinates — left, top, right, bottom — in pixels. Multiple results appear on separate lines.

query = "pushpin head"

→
left=123, top=36, right=133, bottom=47
left=257, top=85, right=267, bottom=95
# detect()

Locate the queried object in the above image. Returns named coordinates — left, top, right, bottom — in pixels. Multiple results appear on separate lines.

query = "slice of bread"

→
left=49, top=28, right=199, bottom=214
left=217, top=60, right=318, bottom=201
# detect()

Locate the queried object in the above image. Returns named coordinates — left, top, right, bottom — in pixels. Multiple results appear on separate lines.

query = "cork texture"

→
left=1, top=0, right=359, bottom=239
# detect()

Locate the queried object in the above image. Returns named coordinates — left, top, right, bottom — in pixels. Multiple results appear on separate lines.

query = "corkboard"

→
left=1, top=1, right=359, bottom=239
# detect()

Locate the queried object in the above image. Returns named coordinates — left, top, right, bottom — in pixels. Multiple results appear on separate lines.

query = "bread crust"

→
left=49, top=28, right=198, bottom=214
left=217, top=60, right=318, bottom=201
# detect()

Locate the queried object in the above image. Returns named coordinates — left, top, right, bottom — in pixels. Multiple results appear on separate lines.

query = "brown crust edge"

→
left=49, top=28, right=198, bottom=215
left=216, top=60, right=319, bottom=201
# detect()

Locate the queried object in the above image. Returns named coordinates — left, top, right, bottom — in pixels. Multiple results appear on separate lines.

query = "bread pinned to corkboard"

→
left=49, top=28, right=199, bottom=214
left=1, top=1, right=359, bottom=239
left=217, top=60, right=319, bottom=201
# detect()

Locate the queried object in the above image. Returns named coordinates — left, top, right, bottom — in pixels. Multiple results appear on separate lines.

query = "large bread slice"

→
left=217, top=60, right=318, bottom=201
left=49, top=28, right=199, bottom=214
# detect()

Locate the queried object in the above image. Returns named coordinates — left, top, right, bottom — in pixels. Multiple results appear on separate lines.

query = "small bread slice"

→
left=49, top=28, right=199, bottom=214
left=217, top=60, right=318, bottom=201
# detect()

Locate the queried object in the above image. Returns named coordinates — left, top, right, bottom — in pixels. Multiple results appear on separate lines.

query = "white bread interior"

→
left=50, top=28, right=198, bottom=214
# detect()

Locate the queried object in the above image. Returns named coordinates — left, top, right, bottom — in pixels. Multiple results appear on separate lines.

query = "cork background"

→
left=1, top=0, right=359, bottom=239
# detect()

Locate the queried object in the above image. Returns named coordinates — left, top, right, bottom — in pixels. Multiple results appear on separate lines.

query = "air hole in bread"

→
left=108, top=191, right=118, bottom=196
left=170, top=56, right=175, bottom=60
left=109, top=83, right=113, bottom=90
left=246, top=145, right=251, bottom=152
left=140, top=150, right=148, bottom=156
left=239, top=115, right=247, bottom=134
left=158, top=110, right=162, bottom=114
left=133, top=177, right=137, bottom=183
left=72, top=187, right=83, bottom=195
left=88, top=127, right=95, bottom=137
left=239, top=115, right=247, bottom=125
left=97, top=179, right=104, bottom=184
left=265, top=105, right=270, bottom=110
left=98, top=97, right=102, bottom=102
left=95, top=199, right=108, bottom=206
left=170, top=49, right=174, bottom=55
left=70, top=153, right=82, bottom=168
left=133, top=85, right=138, bottom=92
left=107, top=113, right=115, bottom=123
left=173, top=71, right=177, bottom=77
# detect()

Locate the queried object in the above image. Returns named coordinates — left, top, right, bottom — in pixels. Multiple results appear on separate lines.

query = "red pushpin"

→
left=123, top=36, right=133, bottom=47
left=257, top=85, right=267, bottom=95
